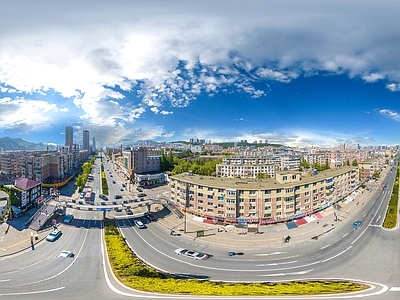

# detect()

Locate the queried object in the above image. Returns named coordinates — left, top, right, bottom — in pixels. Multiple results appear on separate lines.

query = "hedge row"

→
left=104, top=225, right=367, bottom=296
left=383, top=167, right=399, bottom=228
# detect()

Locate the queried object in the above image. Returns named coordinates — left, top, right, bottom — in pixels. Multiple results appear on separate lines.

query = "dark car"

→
left=114, top=194, right=122, bottom=199
left=99, top=194, right=108, bottom=200
left=122, top=183, right=126, bottom=187
left=144, top=213, right=157, bottom=222
left=112, top=180, right=116, bottom=184
left=138, top=193, right=147, bottom=198
left=136, top=187, right=143, bottom=192
left=126, top=209, right=133, bottom=215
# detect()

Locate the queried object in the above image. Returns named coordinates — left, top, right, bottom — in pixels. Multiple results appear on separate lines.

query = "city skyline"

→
left=1, top=1, right=400, bottom=148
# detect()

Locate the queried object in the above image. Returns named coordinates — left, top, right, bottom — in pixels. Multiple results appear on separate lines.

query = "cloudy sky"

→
left=1, top=0, right=400, bottom=148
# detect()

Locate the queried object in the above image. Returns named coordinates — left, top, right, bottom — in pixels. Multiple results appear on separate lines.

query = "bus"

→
left=85, top=188, right=93, bottom=202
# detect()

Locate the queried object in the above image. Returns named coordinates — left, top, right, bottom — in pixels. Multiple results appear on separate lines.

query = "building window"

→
left=265, top=190, right=271, bottom=194
left=208, top=187, right=213, bottom=191
left=207, top=202, right=213, bottom=206
left=276, top=189, right=282, bottom=193
left=264, top=198, right=271, bottom=203
left=198, top=193, right=203, bottom=197
left=250, top=198, right=256, bottom=203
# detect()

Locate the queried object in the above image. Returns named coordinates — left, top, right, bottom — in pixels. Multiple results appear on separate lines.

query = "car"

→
left=122, top=183, right=126, bottom=187
left=134, top=220, right=146, bottom=229
left=46, top=229, right=62, bottom=242
left=114, top=194, right=122, bottom=199
left=174, top=248, right=208, bottom=260
left=119, top=187, right=124, bottom=191
left=58, top=250, right=74, bottom=258
left=79, top=192, right=85, bottom=199
left=99, top=194, right=108, bottom=200
left=136, top=187, right=143, bottom=192
left=144, top=213, right=157, bottom=222
left=63, top=213, right=74, bottom=224
left=138, top=193, right=147, bottom=198
left=110, top=174, right=113, bottom=177
left=126, top=209, right=133, bottom=215
left=112, top=180, right=116, bottom=184
left=353, top=220, right=362, bottom=230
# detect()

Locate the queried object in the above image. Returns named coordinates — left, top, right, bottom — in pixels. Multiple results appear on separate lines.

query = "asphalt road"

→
left=0, top=159, right=398, bottom=299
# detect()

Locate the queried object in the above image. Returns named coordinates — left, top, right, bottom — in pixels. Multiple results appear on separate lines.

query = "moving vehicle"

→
left=136, top=187, right=143, bottom=192
left=353, top=220, right=362, bottom=230
left=134, top=220, right=146, bottom=229
left=46, top=229, right=62, bottom=242
left=174, top=248, right=208, bottom=260
left=63, top=213, right=74, bottom=224
left=126, top=209, right=133, bottom=215
left=58, top=250, right=74, bottom=258
left=114, top=194, right=122, bottom=199
left=99, top=194, right=108, bottom=200
left=138, top=193, right=147, bottom=198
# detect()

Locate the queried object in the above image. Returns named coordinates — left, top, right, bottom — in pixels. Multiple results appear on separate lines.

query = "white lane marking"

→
left=320, top=244, right=330, bottom=250
left=255, top=261, right=297, bottom=266
left=390, top=287, right=400, bottom=291
left=342, top=233, right=348, bottom=238
left=0, top=287, right=65, bottom=296
left=258, top=269, right=313, bottom=277
left=0, top=279, right=11, bottom=282
left=255, top=251, right=286, bottom=256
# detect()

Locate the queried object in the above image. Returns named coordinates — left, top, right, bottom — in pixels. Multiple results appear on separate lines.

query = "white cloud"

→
left=386, top=83, right=400, bottom=92
left=379, top=109, right=400, bottom=121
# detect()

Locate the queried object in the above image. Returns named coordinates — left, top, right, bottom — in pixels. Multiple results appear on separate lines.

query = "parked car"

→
left=136, top=187, right=143, bottom=192
left=138, top=193, right=147, bottom=198
left=122, top=183, right=126, bottom=187
left=46, top=229, right=62, bottom=242
left=134, top=220, right=146, bottom=229
left=58, top=250, right=74, bottom=258
left=126, top=209, right=133, bottom=215
left=174, top=248, right=208, bottom=260
left=63, top=213, right=74, bottom=224
left=79, top=192, right=85, bottom=199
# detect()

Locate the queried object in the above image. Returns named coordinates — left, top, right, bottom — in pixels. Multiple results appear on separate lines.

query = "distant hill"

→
left=0, top=137, right=50, bottom=151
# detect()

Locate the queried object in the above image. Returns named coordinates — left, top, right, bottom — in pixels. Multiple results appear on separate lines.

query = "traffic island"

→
left=104, top=224, right=369, bottom=296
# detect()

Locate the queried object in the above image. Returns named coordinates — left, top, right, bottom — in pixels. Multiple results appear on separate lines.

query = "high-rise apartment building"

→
left=92, top=137, right=96, bottom=151
left=83, top=130, right=90, bottom=152
left=65, top=126, right=73, bottom=146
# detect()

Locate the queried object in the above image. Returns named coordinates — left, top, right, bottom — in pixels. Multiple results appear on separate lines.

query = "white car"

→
left=58, top=250, right=74, bottom=258
left=174, top=248, right=208, bottom=260
left=134, top=220, right=146, bottom=229
left=46, top=229, right=62, bottom=242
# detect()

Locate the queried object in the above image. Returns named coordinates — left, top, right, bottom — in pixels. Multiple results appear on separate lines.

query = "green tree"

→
left=352, top=159, right=358, bottom=166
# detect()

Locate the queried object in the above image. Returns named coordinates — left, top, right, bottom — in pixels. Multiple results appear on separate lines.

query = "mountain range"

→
left=0, top=137, right=52, bottom=151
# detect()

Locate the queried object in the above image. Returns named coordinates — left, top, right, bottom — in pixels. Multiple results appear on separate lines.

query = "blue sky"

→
left=1, top=0, right=400, bottom=148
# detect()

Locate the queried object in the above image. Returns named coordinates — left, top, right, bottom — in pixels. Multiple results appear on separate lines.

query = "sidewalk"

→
left=154, top=187, right=374, bottom=250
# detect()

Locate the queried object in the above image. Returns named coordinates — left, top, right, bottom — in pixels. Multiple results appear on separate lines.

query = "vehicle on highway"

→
left=99, top=194, right=108, bottom=200
left=58, top=250, right=74, bottom=258
left=119, top=187, right=124, bottom=191
left=46, top=229, right=62, bottom=242
left=174, top=248, right=208, bottom=260
left=112, top=180, right=116, bottom=184
left=353, top=220, right=362, bottom=230
left=114, top=194, right=122, bottom=199
left=63, top=213, right=74, bottom=224
left=134, top=220, right=146, bottom=228
left=144, top=213, right=157, bottom=222
left=122, top=183, right=126, bottom=187
left=138, top=193, right=147, bottom=198
left=136, top=187, right=143, bottom=192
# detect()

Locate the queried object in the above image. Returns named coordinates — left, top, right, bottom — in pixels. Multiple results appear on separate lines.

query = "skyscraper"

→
left=92, top=136, right=96, bottom=151
left=83, top=130, right=90, bottom=152
left=65, top=126, right=73, bottom=146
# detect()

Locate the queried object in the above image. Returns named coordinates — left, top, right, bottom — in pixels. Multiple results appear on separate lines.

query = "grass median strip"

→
left=104, top=225, right=367, bottom=296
